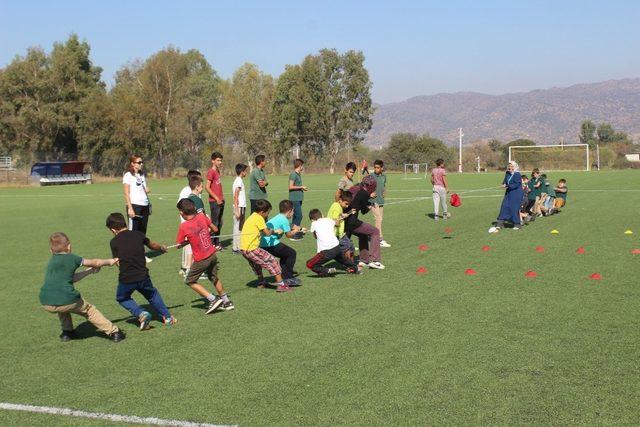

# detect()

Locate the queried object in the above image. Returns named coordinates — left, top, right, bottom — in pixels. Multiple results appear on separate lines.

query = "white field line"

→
left=0, top=402, right=231, bottom=427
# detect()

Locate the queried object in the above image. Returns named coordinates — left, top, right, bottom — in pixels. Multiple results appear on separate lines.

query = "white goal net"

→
left=508, top=144, right=590, bottom=171
left=403, top=163, right=429, bottom=180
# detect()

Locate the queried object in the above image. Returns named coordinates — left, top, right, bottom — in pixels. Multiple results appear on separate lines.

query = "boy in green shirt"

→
left=541, top=173, right=556, bottom=215
left=369, top=160, right=390, bottom=247
left=186, top=175, right=206, bottom=215
left=554, top=178, right=568, bottom=209
left=288, top=158, right=308, bottom=239
left=528, top=168, right=543, bottom=216
left=249, top=154, right=268, bottom=213
left=39, top=232, right=125, bottom=342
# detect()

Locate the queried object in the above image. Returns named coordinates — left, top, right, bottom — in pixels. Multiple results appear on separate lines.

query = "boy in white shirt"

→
left=178, top=170, right=202, bottom=275
left=232, top=164, right=248, bottom=253
left=306, top=209, right=359, bottom=277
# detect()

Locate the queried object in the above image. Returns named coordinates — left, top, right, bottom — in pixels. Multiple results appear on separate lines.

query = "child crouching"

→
left=306, top=209, right=359, bottom=276
left=39, top=232, right=125, bottom=342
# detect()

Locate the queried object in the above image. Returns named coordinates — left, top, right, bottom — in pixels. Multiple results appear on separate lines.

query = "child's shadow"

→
left=111, top=303, right=184, bottom=326
left=73, top=322, right=112, bottom=340
left=244, top=278, right=278, bottom=290
left=426, top=213, right=437, bottom=219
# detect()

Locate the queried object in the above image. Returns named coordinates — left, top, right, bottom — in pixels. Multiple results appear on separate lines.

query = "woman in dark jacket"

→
left=490, top=161, right=524, bottom=232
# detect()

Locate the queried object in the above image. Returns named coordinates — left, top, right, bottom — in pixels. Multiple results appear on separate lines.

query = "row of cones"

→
left=415, top=266, right=603, bottom=280
left=420, top=244, right=640, bottom=254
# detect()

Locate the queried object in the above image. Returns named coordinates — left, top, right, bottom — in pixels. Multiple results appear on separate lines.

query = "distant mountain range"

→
left=365, top=78, right=640, bottom=147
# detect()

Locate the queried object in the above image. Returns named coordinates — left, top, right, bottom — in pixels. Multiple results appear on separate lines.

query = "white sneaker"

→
left=380, top=240, right=391, bottom=248
left=145, top=256, right=153, bottom=263
left=444, top=212, right=451, bottom=218
left=513, top=226, right=520, bottom=231
left=358, top=261, right=367, bottom=268
left=488, top=226, right=499, bottom=233
left=326, top=268, right=338, bottom=274
left=368, top=261, right=385, bottom=269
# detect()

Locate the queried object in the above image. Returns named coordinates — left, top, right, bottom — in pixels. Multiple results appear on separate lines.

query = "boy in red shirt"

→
left=206, top=151, right=225, bottom=250
left=176, top=198, right=234, bottom=314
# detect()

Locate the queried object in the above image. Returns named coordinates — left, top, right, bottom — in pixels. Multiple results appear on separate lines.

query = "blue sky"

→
left=1, top=0, right=639, bottom=103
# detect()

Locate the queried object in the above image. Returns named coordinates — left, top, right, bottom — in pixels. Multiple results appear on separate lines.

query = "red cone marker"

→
left=589, top=273, right=602, bottom=280
left=444, top=227, right=453, bottom=234
left=576, top=247, right=585, bottom=254
left=481, top=245, right=491, bottom=252
left=525, top=271, right=537, bottom=278
left=632, top=249, right=640, bottom=255
left=535, top=246, right=545, bottom=253
left=464, top=268, right=477, bottom=275
left=416, top=266, right=427, bottom=274
left=419, top=244, right=429, bottom=251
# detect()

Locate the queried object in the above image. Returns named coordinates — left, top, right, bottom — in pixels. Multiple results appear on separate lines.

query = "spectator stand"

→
left=30, top=161, right=93, bottom=186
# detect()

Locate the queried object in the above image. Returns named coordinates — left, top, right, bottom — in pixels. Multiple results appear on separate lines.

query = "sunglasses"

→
left=134, top=161, right=144, bottom=164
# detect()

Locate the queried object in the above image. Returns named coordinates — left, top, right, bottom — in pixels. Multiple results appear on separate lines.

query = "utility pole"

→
left=458, top=128, right=464, bottom=173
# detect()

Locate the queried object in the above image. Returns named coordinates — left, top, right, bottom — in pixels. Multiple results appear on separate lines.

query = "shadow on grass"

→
left=111, top=303, right=184, bottom=325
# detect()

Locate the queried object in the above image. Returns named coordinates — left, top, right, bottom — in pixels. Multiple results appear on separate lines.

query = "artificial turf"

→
left=0, top=170, right=638, bottom=425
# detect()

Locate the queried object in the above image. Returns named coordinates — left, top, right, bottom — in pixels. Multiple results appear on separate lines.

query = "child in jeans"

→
left=260, top=200, right=301, bottom=287
left=232, top=163, right=248, bottom=253
left=240, top=199, right=290, bottom=292
left=176, top=199, right=234, bottom=313
left=306, top=209, right=359, bottom=276
left=431, top=158, right=450, bottom=220
left=541, top=174, right=556, bottom=215
left=39, top=232, right=125, bottom=342
left=107, top=213, right=176, bottom=329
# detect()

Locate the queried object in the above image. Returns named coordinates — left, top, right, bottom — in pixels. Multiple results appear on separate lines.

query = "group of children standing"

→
left=40, top=153, right=392, bottom=342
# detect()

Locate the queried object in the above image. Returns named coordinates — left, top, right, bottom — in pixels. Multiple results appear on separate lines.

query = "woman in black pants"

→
left=122, top=154, right=151, bottom=234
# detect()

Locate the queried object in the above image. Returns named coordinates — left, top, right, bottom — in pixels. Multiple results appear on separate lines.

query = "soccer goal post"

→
left=403, top=163, right=430, bottom=180
left=508, top=144, right=590, bottom=171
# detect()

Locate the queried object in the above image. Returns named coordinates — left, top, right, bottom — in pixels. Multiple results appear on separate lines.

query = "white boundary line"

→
left=0, top=402, right=232, bottom=427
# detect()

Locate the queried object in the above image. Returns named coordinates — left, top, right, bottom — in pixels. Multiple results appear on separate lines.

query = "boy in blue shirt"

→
left=260, top=200, right=301, bottom=286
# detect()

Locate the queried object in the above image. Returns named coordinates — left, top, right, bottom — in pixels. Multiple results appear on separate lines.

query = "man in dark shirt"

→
left=106, top=213, right=176, bottom=329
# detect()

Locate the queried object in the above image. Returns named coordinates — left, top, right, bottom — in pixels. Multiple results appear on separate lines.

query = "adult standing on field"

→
left=249, top=154, right=268, bottom=213
left=489, top=161, right=524, bottom=233
left=123, top=154, right=151, bottom=234
left=431, top=158, right=450, bottom=221
left=206, top=152, right=225, bottom=249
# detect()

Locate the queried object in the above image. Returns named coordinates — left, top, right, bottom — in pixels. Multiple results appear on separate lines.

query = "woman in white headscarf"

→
left=490, top=161, right=524, bottom=232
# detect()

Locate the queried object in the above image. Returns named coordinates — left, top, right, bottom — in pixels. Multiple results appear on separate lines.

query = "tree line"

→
left=0, top=35, right=373, bottom=175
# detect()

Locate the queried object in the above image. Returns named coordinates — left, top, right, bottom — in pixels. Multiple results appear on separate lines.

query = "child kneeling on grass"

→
left=39, top=232, right=125, bottom=342
left=107, top=213, right=176, bottom=329
left=260, top=200, right=302, bottom=287
left=176, top=199, right=234, bottom=314
left=306, top=209, right=359, bottom=277
left=240, top=199, right=291, bottom=292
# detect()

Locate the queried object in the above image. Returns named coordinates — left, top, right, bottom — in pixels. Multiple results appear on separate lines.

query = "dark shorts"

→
left=185, top=252, right=219, bottom=284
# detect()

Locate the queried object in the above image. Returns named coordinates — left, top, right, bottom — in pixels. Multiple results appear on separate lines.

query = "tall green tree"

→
left=210, top=63, right=275, bottom=169
left=579, top=120, right=598, bottom=148
left=383, top=133, right=452, bottom=169
left=0, top=34, right=103, bottom=163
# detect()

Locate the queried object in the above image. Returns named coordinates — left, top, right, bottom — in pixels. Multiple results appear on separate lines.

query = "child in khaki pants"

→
left=39, top=232, right=125, bottom=342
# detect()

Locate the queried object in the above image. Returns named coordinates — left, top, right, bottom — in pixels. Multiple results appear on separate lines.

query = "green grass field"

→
left=1, top=170, right=639, bottom=425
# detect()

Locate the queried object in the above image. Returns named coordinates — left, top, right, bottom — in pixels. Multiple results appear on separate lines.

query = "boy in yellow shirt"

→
left=240, top=199, right=290, bottom=292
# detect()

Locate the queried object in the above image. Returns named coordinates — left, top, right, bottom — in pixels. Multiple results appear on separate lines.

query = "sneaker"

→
left=326, top=267, right=338, bottom=275
left=199, top=273, right=208, bottom=280
left=145, top=256, right=153, bottom=263
left=205, top=298, right=223, bottom=314
left=221, top=300, right=235, bottom=311
left=368, top=261, right=385, bottom=269
left=138, top=311, right=152, bottom=331
left=513, top=226, right=520, bottom=231
left=179, top=268, right=187, bottom=276
left=488, top=226, right=499, bottom=233
left=276, top=283, right=293, bottom=292
left=110, top=330, right=126, bottom=343
left=215, top=245, right=224, bottom=251
left=358, top=261, right=367, bottom=268
left=285, top=277, right=302, bottom=286
left=59, top=330, right=77, bottom=342
left=380, top=240, right=391, bottom=248
left=163, top=315, right=177, bottom=327
left=444, top=212, right=451, bottom=219
left=434, top=216, right=439, bottom=221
